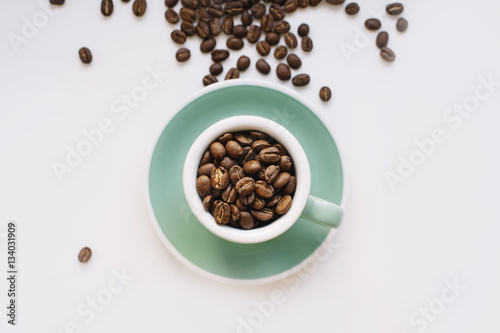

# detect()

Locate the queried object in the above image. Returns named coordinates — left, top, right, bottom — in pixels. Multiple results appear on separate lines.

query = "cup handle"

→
left=300, top=195, right=344, bottom=229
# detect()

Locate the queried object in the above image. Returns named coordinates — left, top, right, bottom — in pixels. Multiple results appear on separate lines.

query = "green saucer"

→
left=146, top=81, right=345, bottom=284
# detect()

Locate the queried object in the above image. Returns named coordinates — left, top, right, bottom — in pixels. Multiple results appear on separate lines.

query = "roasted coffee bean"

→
left=222, top=15, right=234, bottom=34
left=298, top=0, right=309, bottom=8
left=247, top=25, right=262, bottom=43
left=203, top=75, right=218, bottom=86
left=226, top=140, right=244, bottom=159
left=237, top=56, right=251, bottom=71
left=198, top=163, right=215, bottom=176
left=386, top=2, right=403, bottom=15
left=292, top=73, right=310, bottom=86
left=214, top=202, right=231, bottom=225
left=365, top=18, right=381, bottom=30
left=50, top=0, right=65, bottom=5
left=284, top=32, right=297, bottom=48
left=165, top=9, right=180, bottom=23
left=251, top=140, right=270, bottom=152
left=279, top=155, right=292, bottom=171
left=256, top=59, right=271, bottom=74
left=222, top=184, right=238, bottom=203
left=260, top=146, right=280, bottom=163
left=380, top=47, right=395, bottom=62
left=286, top=53, right=301, bottom=69
left=301, top=36, right=313, bottom=52
left=78, top=47, right=92, bottom=64
left=239, top=191, right=255, bottom=205
left=266, top=32, right=280, bottom=46
left=243, top=160, right=262, bottom=175
left=180, top=7, right=197, bottom=22
left=276, top=195, right=292, bottom=214
left=264, top=165, right=280, bottom=184
left=276, top=63, right=291, bottom=81
left=200, top=0, right=209, bottom=6
left=256, top=41, right=271, bottom=56
left=176, top=48, right=191, bottom=62
left=238, top=211, right=254, bottom=229
left=251, top=3, right=266, bottom=18
left=319, top=86, right=332, bottom=101
left=78, top=247, right=92, bottom=263
left=219, top=134, right=233, bottom=145
left=234, top=132, right=253, bottom=146
left=210, top=142, right=226, bottom=160
left=345, top=2, right=359, bottom=15
left=235, top=177, right=256, bottom=195
left=229, top=165, right=245, bottom=184
left=200, top=150, right=213, bottom=165
left=396, top=17, right=408, bottom=32
left=132, top=0, right=147, bottom=16
left=209, top=62, right=223, bottom=75
left=283, top=0, right=299, bottom=13
left=251, top=208, right=274, bottom=221
left=248, top=132, right=268, bottom=141
left=310, top=0, right=322, bottom=6
left=282, top=175, right=296, bottom=194
left=233, top=25, right=247, bottom=38
left=201, top=38, right=217, bottom=53
left=220, top=156, right=237, bottom=170
left=274, top=20, right=290, bottom=34
left=241, top=11, right=253, bottom=26
left=211, top=49, right=230, bottom=62
left=197, top=7, right=209, bottom=21
left=207, top=3, right=224, bottom=17
left=252, top=196, right=266, bottom=210
left=260, top=15, right=274, bottom=33
left=266, top=194, right=281, bottom=207
left=274, top=45, right=288, bottom=59
left=196, top=175, right=212, bottom=196
left=181, top=0, right=199, bottom=9
left=257, top=166, right=266, bottom=180
left=274, top=144, right=287, bottom=155
left=376, top=31, right=388, bottom=48
left=225, top=1, right=244, bottom=15
left=325, top=0, right=344, bottom=4
left=101, top=0, right=114, bottom=16
left=165, top=0, right=178, bottom=7
left=297, top=23, right=309, bottom=37
left=203, top=195, right=214, bottom=211
left=211, top=166, right=229, bottom=190
left=227, top=37, right=244, bottom=50
left=273, top=172, right=290, bottom=190
left=269, top=4, right=285, bottom=20
left=242, top=147, right=254, bottom=163
left=171, top=30, right=187, bottom=44
left=196, top=21, right=210, bottom=39
left=181, top=21, right=196, bottom=36
left=209, top=17, right=222, bottom=36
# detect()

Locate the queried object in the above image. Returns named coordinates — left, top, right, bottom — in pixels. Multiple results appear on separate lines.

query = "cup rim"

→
left=183, top=115, right=311, bottom=244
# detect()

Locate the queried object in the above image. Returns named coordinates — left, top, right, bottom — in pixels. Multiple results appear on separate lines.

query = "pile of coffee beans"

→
left=196, top=130, right=296, bottom=230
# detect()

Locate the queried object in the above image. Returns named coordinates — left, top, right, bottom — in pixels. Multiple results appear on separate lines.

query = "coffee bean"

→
left=233, top=25, right=247, bottom=38
left=226, top=140, right=244, bottom=159
left=171, top=30, right=187, bottom=44
left=210, top=141, right=226, bottom=160
left=227, top=37, right=244, bottom=50
left=319, top=86, right=332, bottom=101
left=297, top=23, right=309, bottom=37
left=234, top=132, right=253, bottom=146
left=196, top=175, right=212, bottom=196
left=386, top=3, right=403, bottom=15
left=283, top=0, right=298, bottom=13
left=78, top=247, right=92, bottom=263
left=269, top=4, right=285, bottom=20
left=396, top=17, right=408, bottom=32
left=237, top=56, right=251, bottom=71
left=251, top=197, right=266, bottom=210
left=209, top=17, right=222, bottom=36
left=165, top=0, right=178, bottom=7
left=301, top=36, right=313, bottom=52
left=325, top=0, right=344, bottom=4
left=176, top=48, right=191, bottom=62
left=241, top=10, right=253, bottom=26
left=201, top=38, right=217, bottom=53
left=132, top=0, right=147, bottom=16
left=203, top=195, right=214, bottom=211
left=276, top=63, right=291, bottom=81
left=235, top=177, right=255, bottom=195
left=256, top=59, right=271, bottom=74
left=256, top=41, right=271, bottom=56
left=282, top=175, right=296, bottom=194
left=196, top=21, right=210, bottom=39
left=240, top=192, right=255, bottom=206
left=345, top=2, right=359, bottom=15
left=376, top=31, right=388, bottom=48
left=310, top=0, right=322, bottom=6
left=165, top=9, right=179, bottom=23
left=220, top=156, right=238, bottom=169
left=266, top=32, right=280, bottom=46
left=101, top=0, right=114, bottom=16
left=181, top=0, right=199, bottom=9
left=243, top=160, right=262, bottom=175
left=247, top=25, right=262, bottom=43
left=299, top=0, right=309, bottom=9
left=229, top=165, right=245, bottom=184
left=200, top=150, right=213, bottom=165
left=225, top=67, right=240, bottom=80
left=264, top=165, right=280, bottom=184
left=276, top=195, right=292, bottom=214
left=200, top=0, right=209, bottom=6
left=255, top=180, right=275, bottom=198
left=208, top=3, right=224, bottom=17
left=222, top=184, right=238, bottom=203
left=181, top=21, right=196, bottom=36
left=209, top=62, right=223, bottom=75
left=251, top=208, right=274, bottom=221
left=211, top=166, right=230, bottom=190
left=261, top=14, right=274, bottom=32
left=225, top=1, right=244, bottom=15
left=251, top=140, right=270, bottom=152
left=211, top=49, right=230, bottom=62
left=259, top=146, right=280, bottom=163
left=230, top=204, right=240, bottom=221
left=50, top=0, right=65, bottom=4
left=214, top=202, right=231, bottom=225
left=266, top=194, right=281, bottom=207
left=274, top=45, right=288, bottom=59
left=198, top=7, right=210, bottom=22
left=180, top=7, right=197, bottom=22
left=78, top=47, right=92, bottom=64
left=292, top=73, right=310, bottom=86
left=238, top=211, right=254, bottom=229
left=275, top=20, right=290, bottom=34
left=251, top=3, right=266, bottom=18
left=365, top=18, right=381, bottom=30
left=286, top=53, right=301, bottom=69
left=198, top=163, right=215, bottom=176
left=273, top=172, right=290, bottom=190
left=218, top=133, right=233, bottom=145
left=380, top=47, right=395, bottom=62
left=284, top=32, right=297, bottom=48
left=242, top=147, right=254, bottom=163
left=203, top=75, right=218, bottom=86
left=222, top=15, right=234, bottom=34
left=277, top=156, right=291, bottom=172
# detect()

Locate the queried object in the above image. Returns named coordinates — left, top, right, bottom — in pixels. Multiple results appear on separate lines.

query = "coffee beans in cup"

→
left=196, top=130, right=296, bottom=230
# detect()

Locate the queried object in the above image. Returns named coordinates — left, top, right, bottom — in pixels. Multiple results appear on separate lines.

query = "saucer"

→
left=146, top=80, right=346, bottom=285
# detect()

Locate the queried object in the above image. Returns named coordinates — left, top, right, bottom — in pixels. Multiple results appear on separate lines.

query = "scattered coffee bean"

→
left=266, top=32, right=280, bottom=46
left=256, top=41, right=271, bottom=56
left=132, top=0, right=147, bottom=16
left=237, top=56, right=251, bottom=71
left=284, top=32, right=297, bottom=48
left=181, top=21, right=196, bottom=36
left=211, top=49, right=230, bottom=62
left=207, top=3, right=223, bottom=17
left=171, top=30, right=187, bottom=44
left=49, top=0, right=65, bottom=4
left=101, top=0, right=114, bottom=16
left=241, top=11, right=253, bottom=26
left=301, top=36, right=313, bottom=52
left=196, top=21, right=210, bottom=39
left=380, top=46, right=395, bottom=62
left=233, top=25, right=247, bottom=38
left=225, top=67, right=240, bottom=80
left=261, top=14, right=274, bottom=32
left=269, top=4, right=286, bottom=20
left=181, top=0, right=198, bottom=9
left=319, top=86, right=332, bottom=101
left=396, top=17, right=408, bottom=32
left=298, top=23, right=309, bottom=37
left=209, top=62, right=223, bottom=75
left=199, top=8, right=210, bottom=22
left=247, top=25, right=261, bottom=43
left=203, top=74, right=218, bottom=86
left=209, top=17, right=222, bottom=36
left=275, top=21, right=291, bottom=34
left=165, top=0, right=178, bottom=8
left=274, top=45, right=288, bottom=59
left=310, top=0, right=322, bottom=6
left=276, top=63, right=291, bottom=81
left=227, top=37, right=244, bottom=50
left=176, top=48, right=191, bottom=62
left=376, top=31, right=388, bottom=48
left=78, top=47, right=92, bottom=64
left=256, top=59, right=271, bottom=74
left=325, top=0, right=345, bottom=4
left=201, top=38, right=216, bottom=53
left=365, top=18, right=381, bottom=30
left=292, top=74, right=310, bottom=86
left=78, top=247, right=92, bottom=263
left=165, top=8, right=180, bottom=24
left=345, top=2, right=359, bottom=15
left=386, top=3, right=403, bottom=15
left=286, top=53, right=301, bottom=69
left=251, top=3, right=266, bottom=18
left=222, top=15, right=234, bottom=34
left=225, top=1, right=244, bottom=16
left=180, top=7, right=196, bottom=22
left=284, top=0, right=299, bottom=13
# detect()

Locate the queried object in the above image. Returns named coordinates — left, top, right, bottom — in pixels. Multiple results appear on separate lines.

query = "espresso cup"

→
left=183, top=116, right=343, bottom=244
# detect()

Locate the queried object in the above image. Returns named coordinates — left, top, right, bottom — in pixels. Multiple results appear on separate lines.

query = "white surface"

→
left=0, top=0, right=499, bottom=332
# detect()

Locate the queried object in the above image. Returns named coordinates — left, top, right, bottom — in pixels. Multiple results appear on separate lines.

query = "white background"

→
left=1, top=0, right=499, bottom=332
